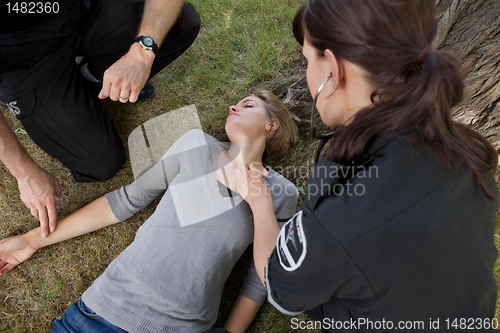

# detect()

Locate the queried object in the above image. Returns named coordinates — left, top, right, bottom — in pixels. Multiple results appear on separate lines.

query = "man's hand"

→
left=98, top=43, right=155, bottom=103
left=17, top=165, right=62, bottom=238
left=0, top=234, right=38, bottom=275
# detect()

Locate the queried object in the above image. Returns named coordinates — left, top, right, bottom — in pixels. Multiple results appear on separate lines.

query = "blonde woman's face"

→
left=225, top=96, right=271, bottom=140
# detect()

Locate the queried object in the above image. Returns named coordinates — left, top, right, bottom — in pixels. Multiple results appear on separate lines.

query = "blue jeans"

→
left=51, top=299, right=126, bottom=333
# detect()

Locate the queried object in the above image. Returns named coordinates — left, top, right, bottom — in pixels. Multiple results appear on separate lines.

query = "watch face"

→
left=143, top=37, right=154, bottom=47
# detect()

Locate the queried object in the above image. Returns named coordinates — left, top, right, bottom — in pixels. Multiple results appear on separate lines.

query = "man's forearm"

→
left=0, top=112, right=37, bottom=179
left=138, top=0, right=184, bottom=46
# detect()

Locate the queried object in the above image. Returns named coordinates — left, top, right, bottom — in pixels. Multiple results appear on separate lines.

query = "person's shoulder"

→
left=266, top=167, right=299, bottom=199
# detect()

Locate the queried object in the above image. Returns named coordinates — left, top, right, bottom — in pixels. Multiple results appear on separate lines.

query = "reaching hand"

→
left=17, top=166, right=62, bottom=238
left=98, top=43, right=155, bottom=103
left=0, top=235, right=38, bottom=275
left=235, top=163, right=272, bottom=207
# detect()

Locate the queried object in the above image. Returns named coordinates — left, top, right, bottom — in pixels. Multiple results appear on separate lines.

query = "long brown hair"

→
left=254, top=90, right=299, bottom=161
left=293, top=0, right=498, bottom=199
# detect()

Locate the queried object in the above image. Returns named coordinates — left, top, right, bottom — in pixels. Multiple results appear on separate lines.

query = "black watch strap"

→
left=134, top=35, right=159, bottom=56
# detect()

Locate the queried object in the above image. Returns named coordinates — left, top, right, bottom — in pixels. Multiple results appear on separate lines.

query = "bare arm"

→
left=0, top=112, right=61, bottom=238
left=235, top=163, right=280, bottom=284
left=0, top=196, right=119, bottom=275
left=137, top=0, right=184, bottom=45
left=224, top=294, right=261, bottom=333
left=99, top=0, right=184, bottom=103
left=250, top=197, right=280, bottom=284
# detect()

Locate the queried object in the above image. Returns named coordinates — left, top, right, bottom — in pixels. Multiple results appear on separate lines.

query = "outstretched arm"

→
left=99, top=0, right=185, bottom=103
left=0, top=196, right=119, bottom=275
left=0, top=112, right=61, bottom=238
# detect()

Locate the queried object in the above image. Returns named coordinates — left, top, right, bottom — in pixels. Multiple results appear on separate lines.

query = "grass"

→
left=0, top=0, right=498, bottom=332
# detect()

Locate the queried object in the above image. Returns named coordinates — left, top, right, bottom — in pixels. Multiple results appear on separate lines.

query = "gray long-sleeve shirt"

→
left=81, top=130, right=298, bottom=333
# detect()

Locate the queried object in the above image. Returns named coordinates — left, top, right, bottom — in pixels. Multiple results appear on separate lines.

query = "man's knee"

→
left=66, top=135, right=126, bottom=183
left=180, top=2, right=201, bottom=42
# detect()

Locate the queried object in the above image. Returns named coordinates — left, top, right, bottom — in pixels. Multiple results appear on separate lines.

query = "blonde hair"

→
left=253, top=90, right=299, bottom=161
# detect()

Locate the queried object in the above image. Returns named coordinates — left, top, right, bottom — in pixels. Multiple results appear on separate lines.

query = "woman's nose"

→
left=229, top=105, right=238, bottom=113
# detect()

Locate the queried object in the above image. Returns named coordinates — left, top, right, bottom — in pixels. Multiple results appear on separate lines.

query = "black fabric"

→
left=266, top=138, right=499, bottom=332
left=0, top=0, right=200, bottom=182
left=0, top=0, right=88, bottom=42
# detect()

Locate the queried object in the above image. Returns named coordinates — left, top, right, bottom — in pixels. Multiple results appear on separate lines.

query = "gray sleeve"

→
left=105, top=155, right=180, bottom=221
left=239, top=178, right=299, bottom=304
left=106, top=130, right=210, bottom=221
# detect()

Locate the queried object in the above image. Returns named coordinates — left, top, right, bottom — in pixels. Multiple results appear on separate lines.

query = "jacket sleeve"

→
left=265, top=203, right=375, bottom=315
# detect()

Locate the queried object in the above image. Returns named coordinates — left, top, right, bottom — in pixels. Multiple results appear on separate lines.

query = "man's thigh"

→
left=0, top=34, right=125, bottom=182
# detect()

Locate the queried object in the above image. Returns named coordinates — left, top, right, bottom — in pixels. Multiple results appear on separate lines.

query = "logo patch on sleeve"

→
left=277, top=211, right=306, bottom=271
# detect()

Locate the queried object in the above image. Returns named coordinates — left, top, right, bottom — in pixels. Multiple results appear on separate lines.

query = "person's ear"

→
left=323, top=48, right=340, bottom=87
left=266, top=119, right=279, bottom=132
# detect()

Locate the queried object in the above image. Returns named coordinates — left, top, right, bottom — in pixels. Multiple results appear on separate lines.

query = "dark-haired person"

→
left=237, top=0, right=499, bottom=331
left=0, top=92, right=299, bottom=333
left=0, top=0, right=200, bottom=239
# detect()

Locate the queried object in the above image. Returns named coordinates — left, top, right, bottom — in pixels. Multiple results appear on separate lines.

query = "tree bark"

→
left=436, top=0, right=500, bottom=148
left=264, top=0, right=500, bottom=148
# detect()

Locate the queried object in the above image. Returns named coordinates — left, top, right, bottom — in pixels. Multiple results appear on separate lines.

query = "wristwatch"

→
left=134, top=35, right=159, bottom=56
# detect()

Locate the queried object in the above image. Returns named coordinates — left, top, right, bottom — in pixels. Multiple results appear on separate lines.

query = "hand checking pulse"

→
left=17, top=164, right=62, bottom=238
left=98, top=43, right=155, bottom=103
left=235, top=163, right=272, bottom=207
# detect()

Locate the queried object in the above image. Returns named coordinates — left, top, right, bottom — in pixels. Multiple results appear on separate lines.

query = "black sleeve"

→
left=265, top=205, right=375, bottom=315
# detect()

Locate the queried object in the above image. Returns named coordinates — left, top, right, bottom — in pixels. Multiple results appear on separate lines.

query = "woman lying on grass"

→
left=0, top=90, right=299, bottom=333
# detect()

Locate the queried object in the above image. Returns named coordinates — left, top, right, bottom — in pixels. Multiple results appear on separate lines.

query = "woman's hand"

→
left=236, top=163, right=272, bottom=207
left=0, top=235, right=38, bottom=275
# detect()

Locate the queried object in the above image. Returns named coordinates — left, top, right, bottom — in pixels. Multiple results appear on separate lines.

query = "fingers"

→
left=99, top=74, right=137, bottom=103
left=0, top=252, right=18, bottom=276
left=37, top=205, right=49, bottom=238
left=248, top=162, right=260, bottom=172
left=0, top=259, right=15, bottom=275
left=28, top=201, right=53, bottom=237
left=29, top=206, right=39, bottom=220
left=128, top=85, right=141, bottom=103
left=47, top=199, right=57, bottom=233
left=98, top=77, right=111, bottom=100
left=108, top=81, right=122, bottom=102
left=119, top=95, right=130, bottom=103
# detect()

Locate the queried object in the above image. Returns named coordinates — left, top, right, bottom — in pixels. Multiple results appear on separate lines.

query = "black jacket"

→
left=266, top=138, right=498, bottom=332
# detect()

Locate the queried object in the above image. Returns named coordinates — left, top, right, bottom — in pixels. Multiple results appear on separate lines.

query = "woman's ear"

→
left=266, top=119, right=279, bottom=133
left=324, top=48, right=340, bottom=87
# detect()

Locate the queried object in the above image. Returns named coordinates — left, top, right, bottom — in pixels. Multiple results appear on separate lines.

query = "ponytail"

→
left=294, top=0, right=498, bottom=199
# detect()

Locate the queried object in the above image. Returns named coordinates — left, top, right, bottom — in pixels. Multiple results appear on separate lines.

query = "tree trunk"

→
left=264, top=0, right=500, bottom=148
left=436, top=0, right=500, bottom=148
